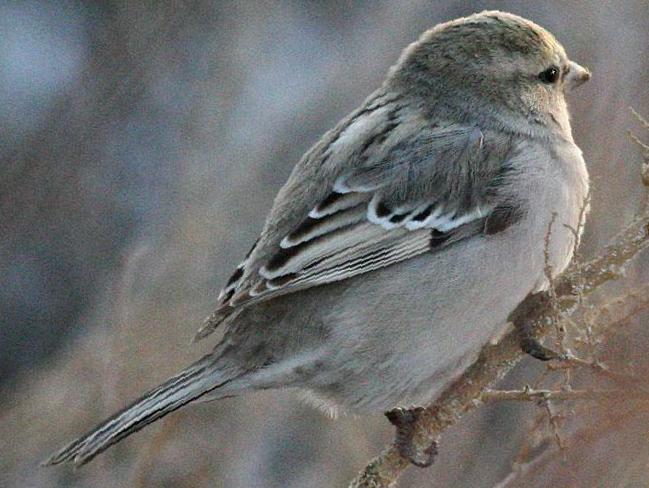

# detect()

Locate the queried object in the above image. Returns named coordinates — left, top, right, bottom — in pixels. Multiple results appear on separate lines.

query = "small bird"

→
left=47, top=10, right=591, bottom=466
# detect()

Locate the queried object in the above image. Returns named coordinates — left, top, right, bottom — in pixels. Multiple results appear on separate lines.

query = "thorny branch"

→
left=492, top=282, right=649, bottom=488
left=493, top=400, right=641, bottom=488
left=348, top=111, right=649, bottom=488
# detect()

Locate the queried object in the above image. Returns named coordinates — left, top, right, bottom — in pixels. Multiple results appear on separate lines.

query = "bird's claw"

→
left=510, top=291, right=568, bottom=362
left=385, top=407, right=438, bottom=468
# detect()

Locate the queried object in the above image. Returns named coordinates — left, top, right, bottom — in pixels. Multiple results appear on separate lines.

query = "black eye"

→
left=539, top=66, right=560, bottom=84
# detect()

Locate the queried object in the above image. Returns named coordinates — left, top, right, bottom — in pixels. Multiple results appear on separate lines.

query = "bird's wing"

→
left=196, top=92, right=515, bottom=340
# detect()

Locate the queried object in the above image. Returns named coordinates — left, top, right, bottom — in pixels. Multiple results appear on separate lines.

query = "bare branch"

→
left=493, top=401, right=642, bottom=488
left=545, top=356, right=644, bottom=387
left=481, top=387, right=649, bottom=402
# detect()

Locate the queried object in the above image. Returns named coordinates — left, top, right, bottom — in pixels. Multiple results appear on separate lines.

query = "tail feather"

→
left=45, top=355, right=230, bottom=466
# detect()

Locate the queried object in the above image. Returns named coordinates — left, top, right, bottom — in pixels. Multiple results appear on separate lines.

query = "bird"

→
left=46, top=10, right=591, bottom=467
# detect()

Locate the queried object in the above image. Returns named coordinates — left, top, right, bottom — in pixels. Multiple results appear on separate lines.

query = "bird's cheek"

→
left=523, top=86, right=549, bottom=115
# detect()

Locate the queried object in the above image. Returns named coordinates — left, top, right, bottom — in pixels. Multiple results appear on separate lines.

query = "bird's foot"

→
left=510, top=291, right=569, bottom=362
left=385, top=407, right=438, bottom=468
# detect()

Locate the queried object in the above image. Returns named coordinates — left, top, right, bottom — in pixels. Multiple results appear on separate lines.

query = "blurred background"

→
left=2, top=1, right=649, bottom=487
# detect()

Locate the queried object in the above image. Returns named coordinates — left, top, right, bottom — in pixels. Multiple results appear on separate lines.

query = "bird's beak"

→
left=565, top=61, right=591, bottom=91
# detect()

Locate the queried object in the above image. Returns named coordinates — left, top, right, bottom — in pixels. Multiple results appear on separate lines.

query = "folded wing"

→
left=196, top=93, right=512, bottom=340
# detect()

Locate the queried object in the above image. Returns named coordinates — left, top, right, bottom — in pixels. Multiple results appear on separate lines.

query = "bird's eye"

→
left=539, top=66, right=560, bottom=84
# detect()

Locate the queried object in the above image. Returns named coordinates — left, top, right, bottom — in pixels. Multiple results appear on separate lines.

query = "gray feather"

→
left=44, top=355, right=233, bottom=466
left=209, top=112, right=508, bottom=317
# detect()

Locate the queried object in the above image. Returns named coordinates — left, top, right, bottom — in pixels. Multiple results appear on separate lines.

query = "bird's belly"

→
left=236, top=147, right=588, bottom=412
left=304, top=199, right=583, bottom=411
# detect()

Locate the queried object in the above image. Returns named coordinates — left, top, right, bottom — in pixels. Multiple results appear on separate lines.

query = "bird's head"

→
left=389, top=11, right=591, bottom=136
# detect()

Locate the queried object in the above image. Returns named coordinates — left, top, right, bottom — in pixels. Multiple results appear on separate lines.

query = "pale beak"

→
left=565, top=61, right=591, bottom=90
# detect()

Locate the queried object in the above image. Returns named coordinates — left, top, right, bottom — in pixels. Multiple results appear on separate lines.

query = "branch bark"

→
left=348, top=115, right=649, bottom=488
left=481, top=387, right=649, bottom=402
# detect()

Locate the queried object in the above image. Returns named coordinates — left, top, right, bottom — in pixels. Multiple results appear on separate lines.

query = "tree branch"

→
left=481, top=387, right=649, bottom=402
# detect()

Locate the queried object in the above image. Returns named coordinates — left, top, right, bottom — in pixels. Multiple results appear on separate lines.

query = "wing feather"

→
left=197, top=93, right=513, bottom=340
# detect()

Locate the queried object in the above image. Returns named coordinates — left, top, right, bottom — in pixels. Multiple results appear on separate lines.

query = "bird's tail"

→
left=45, top=354, right=234, bottom=467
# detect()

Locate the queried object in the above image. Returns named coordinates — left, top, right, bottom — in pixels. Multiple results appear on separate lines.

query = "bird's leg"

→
left=385, top=407, right=438, bottom=467
left=510, top=291, right=563, bottom=361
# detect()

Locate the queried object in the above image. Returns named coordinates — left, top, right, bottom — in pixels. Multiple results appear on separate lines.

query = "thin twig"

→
left=543, top=213, right=567, bottom=357
left=481, top=387, right=649, bottom=402
left=493, top=402, right=641, bottom=488
left=545, top=357, right=644, bottom=387
left=543, top=399, right=566, bottom=452
left=631, top=106, right=649, bottom=131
